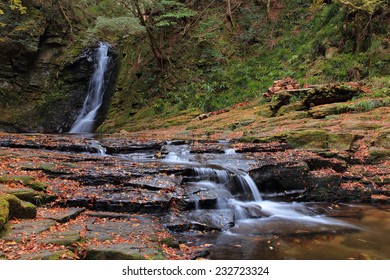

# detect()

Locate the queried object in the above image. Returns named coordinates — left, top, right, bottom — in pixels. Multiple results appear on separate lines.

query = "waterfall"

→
left=70, top=42, right=110, bottom=133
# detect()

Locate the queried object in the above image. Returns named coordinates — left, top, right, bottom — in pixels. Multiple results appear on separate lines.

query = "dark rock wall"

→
left=0, top=1, right=118, bottom=133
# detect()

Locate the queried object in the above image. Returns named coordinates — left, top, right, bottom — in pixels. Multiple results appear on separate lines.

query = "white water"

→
left=162, top=142, right=351, bottom=228
left=70, top=42, right=110, bottom=133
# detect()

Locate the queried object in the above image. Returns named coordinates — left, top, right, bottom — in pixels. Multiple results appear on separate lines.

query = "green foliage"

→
left=334, top=0, right=387, bottom=15
left=92, top=16, right=145, bottom=40
left=0, top=0, right=26, bottom=15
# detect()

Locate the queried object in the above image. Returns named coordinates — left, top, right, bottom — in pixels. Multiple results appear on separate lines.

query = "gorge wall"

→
left=0, top=0, right=118, bottom=133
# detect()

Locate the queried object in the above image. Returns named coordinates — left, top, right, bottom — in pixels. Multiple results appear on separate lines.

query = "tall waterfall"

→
left=70, top=42, right=110, bottom=133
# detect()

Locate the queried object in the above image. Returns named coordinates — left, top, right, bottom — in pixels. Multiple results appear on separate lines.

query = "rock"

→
left=38, top=230, right=81, bottom=246
left=3, top=194, right=37, bottom=219
left=178, top=180, right=234, bottom=210
left=3, top=219, right=56, bottom=242
left=163, top=210, right=235, bottom=231
left=39, top=207, right=85, bottom=223
left=10, top=189, right=57, bottom=206
left=229, top=218, right=360, bottom=237
left=303, top=84, right=362, bottom=108
left=250, top=162, right=310, bottom=196
left=0, top=196, right=9, bottom=232
left=124, top=175, right=181, bottom=191
left=20, top=250, right=76, bottom=260
left=281, top=129, right=360, bottom=150
left=86, top=244, right=164, bottom=260
left=95, top=191, right=173, bottom=213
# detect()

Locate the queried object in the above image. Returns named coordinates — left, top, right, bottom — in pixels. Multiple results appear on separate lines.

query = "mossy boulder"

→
left=303, top=84, right=361, bottom=108
left=85, top=244, right=165, bottom=260
left=5, top=194, right=37, bottom=219
left=0, top=194, right=37, bottom=226
left=283, top=129, right=360, bottom=150
left=0, top=196, right=9, bottom=232
left=373, top=129, right=390, bottom=149
left=0, top=175, right=47, bottom=192
left=10, top=189, right=57, bottom=206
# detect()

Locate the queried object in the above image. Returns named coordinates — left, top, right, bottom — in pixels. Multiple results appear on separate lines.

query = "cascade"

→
left=161, top=143, right=351, bottom=228
left=70, top=42, right=110, bottom=133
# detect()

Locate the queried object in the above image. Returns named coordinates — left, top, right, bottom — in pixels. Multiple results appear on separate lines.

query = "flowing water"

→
left=157, top=143, right=390, bottom=259
left=70, top=43, right=110, bottom=133
left=85, top=139, right=390, bottom=259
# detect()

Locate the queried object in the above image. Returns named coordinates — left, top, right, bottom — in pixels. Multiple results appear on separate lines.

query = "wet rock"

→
left=250, top=162, right=310, bottom=195
left=304, top=203, right=365, bottom=219
left=237, top=203, right=270, bottom=219
left=163, top=210, right=235, bottom=231
left=179, top=183, right=232, bottom=210
left=229, top=218, right=360, bottom=237
left=99, top=138, right=163, bottom=154
left=95, top=191, right=173, bottom=213
left=124, top=175, right=182, bottom=191
left=39, top=207, right=85, bottom=223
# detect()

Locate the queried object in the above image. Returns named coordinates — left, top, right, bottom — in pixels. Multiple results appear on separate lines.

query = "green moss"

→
left=0, top=196, right=9, bottom=232
left=157, top=237, right=180, bottom=249
left=285, top=129, right=330, bottom=149
left=11, top=189, right=57, bottom=206
left=29, top=181, right=47, bottom=192
left=3, top=194, right=36, bottom=219
left=369, top=149, right=390, bottom=160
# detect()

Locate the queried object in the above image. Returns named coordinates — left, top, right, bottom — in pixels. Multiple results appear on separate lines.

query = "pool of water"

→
left=189, top=204, right=390, bottom=260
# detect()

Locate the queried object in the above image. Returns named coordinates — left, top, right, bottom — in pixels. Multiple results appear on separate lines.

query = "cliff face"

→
left=0, top=1, right=101, bottom=132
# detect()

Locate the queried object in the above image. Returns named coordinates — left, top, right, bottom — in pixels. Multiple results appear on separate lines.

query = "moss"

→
left=0, top=175, right=33, bottom=185
left=285, top=129, right=330, bottom=149
left=10, top=189, right=57, bottom=206
left=29, top=181, right=47, bottom=192
left=368, top=149, right=390, bottom=161
left=0, top=196, right=9, bottom=232
left=158, top=237, right=180, bottom=249
left=3, top=194, right=37, bottom=219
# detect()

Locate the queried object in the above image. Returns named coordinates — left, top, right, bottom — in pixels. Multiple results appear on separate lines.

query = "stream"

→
left=1, top=133, right=389, bottom=260
left=113, top=139, right=390, bottom=260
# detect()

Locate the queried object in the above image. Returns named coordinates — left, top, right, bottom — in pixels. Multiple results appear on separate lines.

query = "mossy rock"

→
left=0, top=196, right=9, bottom=232
left=28, top=181, right=47, bottom=192
left=276, top=102, right=306, bottom=116
left=368, top=149, right=390, bottom=161
left=4, top=194, right=37, bottom=219
left=0, top=175, right=47, bottom=192
left=85, top=244, right=165, bottom=260
left=11, top=189, right=57, bottom=206
left=373, top=129, right=390, bottom=149
left=0, top=175, right=34, bottom=185
left=285, top=130, right=329, bottom=149
left=157, top=236, right=180, bottom=249
left=283, top=129, right=359, bottom=150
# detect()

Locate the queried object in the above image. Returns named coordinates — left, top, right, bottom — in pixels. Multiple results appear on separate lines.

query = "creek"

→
left=1, top=133, right=389, bottom=259
left=109, top=139, right=390, bottom=260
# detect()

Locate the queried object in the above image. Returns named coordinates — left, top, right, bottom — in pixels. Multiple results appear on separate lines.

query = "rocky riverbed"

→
left=0, top=132, right=389, bottom=260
